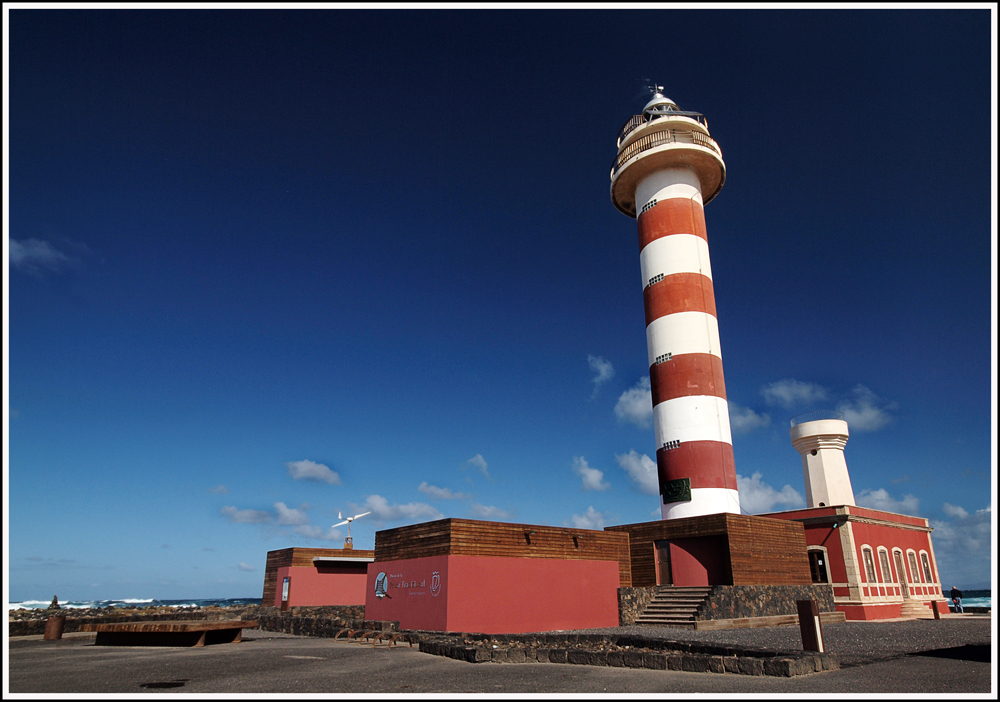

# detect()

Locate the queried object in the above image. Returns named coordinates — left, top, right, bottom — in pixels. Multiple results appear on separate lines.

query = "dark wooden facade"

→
left=261, top=547, right=374, bottom=605
left=374, top=518, right=632, bottom=587
left=606, top=513, right=811, bottom=587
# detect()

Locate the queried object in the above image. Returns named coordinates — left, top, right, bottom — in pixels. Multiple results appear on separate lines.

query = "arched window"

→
left=862, top=546, right=877, bottom=583
left=878, top=548, right=893, bottom=583
left=907, top=550, right=921, bottom=583
left=920, top=551, right=934, bottom=583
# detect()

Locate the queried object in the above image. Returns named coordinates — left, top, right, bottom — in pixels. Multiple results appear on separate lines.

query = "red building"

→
left=363, top=519, right=628, bottom=633
left=762, top=505, right=948, bottom=619
left=761, top=413, right=949, bottom=620
left=261, top=547, right=373, bottom=609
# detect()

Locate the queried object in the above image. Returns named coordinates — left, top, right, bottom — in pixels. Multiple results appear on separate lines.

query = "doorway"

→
left=808, top=550, right=829, bottom=583
left=893, top=551, right=909, bottom=598
left=654, top=540, right=672, bottom=585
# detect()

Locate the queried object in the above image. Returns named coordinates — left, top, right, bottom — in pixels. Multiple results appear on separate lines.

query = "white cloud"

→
left=929, top=503, right=993, bottom=589
left=237, top=562, right=256, bottom=572
left=209, top=484, right=228, bottom=494
left=564, top=506, right=608, bottom=530
left=615, top=450, right=659, bottom=495
left=273, top=502, right=309, bottom=526
left=418, top=482, right=471, bottom=500
left=464, top=454, right=491, bottom=480
left=736, top=472, right=805, bottom=514
left=573, top=456, right=610, bottom=491
left=363, top=494, right=444, bottom=524
left=941, top=503, right=969, bottom=519
left=469, top=504, right=513, bottom=520
left=836, top=385, right=896, bottom=431
left=855, top=488, right=920, bottom=516
left=221, top=506, right=271, bottom=524
left=728, top=403, right=771, bottom=434
left=293, top=524, right=344, bottom=541
left=9, top=238, right=73, bottom=274
left=614, top=377, right=652, bottom=427
left=587, top=355, right=615, bottom=397
left=286, top=459, right=342, bottom=485
left=761, top=379, right=828, bottom=409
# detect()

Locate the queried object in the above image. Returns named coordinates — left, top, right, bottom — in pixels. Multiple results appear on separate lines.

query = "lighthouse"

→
left=610, top=87, right=739, bottom=520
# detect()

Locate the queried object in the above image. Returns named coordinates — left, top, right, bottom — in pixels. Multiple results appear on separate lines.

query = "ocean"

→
left=8, top=597, right=261, bottom=611
left=955, top=589, right=991, bottom=609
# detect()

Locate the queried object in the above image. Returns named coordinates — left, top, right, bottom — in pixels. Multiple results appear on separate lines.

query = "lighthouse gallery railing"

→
left=611, top=129, right=722, bottom=180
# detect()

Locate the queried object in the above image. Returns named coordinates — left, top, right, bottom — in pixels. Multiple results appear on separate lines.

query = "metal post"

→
left=796, top=599, right=824, bottom=653
left=43, top=615, right=66, bottom=640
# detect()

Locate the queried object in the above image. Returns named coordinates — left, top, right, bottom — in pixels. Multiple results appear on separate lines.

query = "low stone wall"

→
left=618, top=587, right=658, bottom=626
left=417, top=632, right=838, bottom=677
left=259, top=605, right=365, bottom=620
left=255, top=612, right=398, bottom=636
left=699, top=585, right=837, bottom=620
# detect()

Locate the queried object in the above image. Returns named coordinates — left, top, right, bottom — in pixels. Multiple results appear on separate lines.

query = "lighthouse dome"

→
left=642, top=92, right=680, bottom=116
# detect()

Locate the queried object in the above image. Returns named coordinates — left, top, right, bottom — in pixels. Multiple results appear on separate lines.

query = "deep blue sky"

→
left=6, top=8, right=995, bottom=601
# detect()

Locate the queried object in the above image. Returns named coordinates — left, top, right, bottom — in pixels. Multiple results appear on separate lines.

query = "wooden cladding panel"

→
left=261, top=549, right=294, bottom=604
left=289, top=547, right=373, bottom=568
left=726, top=517, right=811, bottom=585
left=261, top=548, right=374, bottom=604
left=606, top=514, right=811, bottom=587
left=373, top=520, right=454, bottom=561
left=374, top=519, right=631, bottom=587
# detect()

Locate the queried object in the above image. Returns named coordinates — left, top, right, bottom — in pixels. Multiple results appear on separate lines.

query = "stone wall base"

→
left=416, top=632, right=839, bottom=677
left=618, top=584, right=837, bottom=625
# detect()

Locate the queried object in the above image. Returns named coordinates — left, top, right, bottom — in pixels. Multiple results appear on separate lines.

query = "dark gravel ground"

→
left=571, top=617, right=993, bottom=666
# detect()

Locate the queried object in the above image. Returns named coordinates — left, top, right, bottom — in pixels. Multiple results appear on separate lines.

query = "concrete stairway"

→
left=634, top=586, right=713, bottom=627
left=899, top=599, right=931, bottom=618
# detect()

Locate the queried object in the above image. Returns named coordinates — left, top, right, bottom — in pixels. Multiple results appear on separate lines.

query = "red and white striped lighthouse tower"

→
left=610, top=87, right=739, bottom=520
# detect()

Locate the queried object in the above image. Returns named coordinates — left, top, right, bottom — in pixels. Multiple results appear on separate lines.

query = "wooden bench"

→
left=78, top=620, right=258, bottom=647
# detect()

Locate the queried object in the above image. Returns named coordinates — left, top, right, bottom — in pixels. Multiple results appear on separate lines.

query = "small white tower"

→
left=790, top=411, right=856, bottom=508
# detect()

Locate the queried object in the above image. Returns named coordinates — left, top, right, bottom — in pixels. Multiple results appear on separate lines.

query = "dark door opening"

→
left=654, top=540, right=672, bottom=585
left=808, top=550, right=828, bottom=583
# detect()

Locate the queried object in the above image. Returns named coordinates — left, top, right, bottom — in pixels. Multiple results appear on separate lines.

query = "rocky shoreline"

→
left=8, top=604, right=263, bottom=637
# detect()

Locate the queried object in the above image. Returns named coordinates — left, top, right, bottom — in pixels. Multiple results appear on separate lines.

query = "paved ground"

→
left=6, top=616, right=993, bottom=695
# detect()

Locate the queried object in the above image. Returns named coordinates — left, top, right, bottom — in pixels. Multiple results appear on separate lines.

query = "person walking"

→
left=949, top=586, right=964, bottom=613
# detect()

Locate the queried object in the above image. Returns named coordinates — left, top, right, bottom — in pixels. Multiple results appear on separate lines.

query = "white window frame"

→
left=807, top=545, right=831, bottom=584
left=919, top=550, right=935, bottom=585
left=861, top=545, right=878, bottom=584
left=906, top=549, right=922, bottom=584
left=877, top=547, right=893, bottom=584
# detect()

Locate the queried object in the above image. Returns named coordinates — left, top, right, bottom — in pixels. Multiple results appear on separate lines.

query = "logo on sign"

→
left=430, top=571, right=441, bottom=597
left=374, top=572, right=388, bottom=599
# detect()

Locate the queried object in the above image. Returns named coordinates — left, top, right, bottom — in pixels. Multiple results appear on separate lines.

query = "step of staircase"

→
left=899, top=600, right=930, bottom=618
left=634, top=586, right=714, bottom=627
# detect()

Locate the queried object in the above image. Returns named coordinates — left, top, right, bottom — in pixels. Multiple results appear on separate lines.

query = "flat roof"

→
left=312, top=556, right=374, bottom=563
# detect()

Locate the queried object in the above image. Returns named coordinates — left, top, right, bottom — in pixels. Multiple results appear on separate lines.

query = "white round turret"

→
left=790, top=412, right=856, bottom=508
